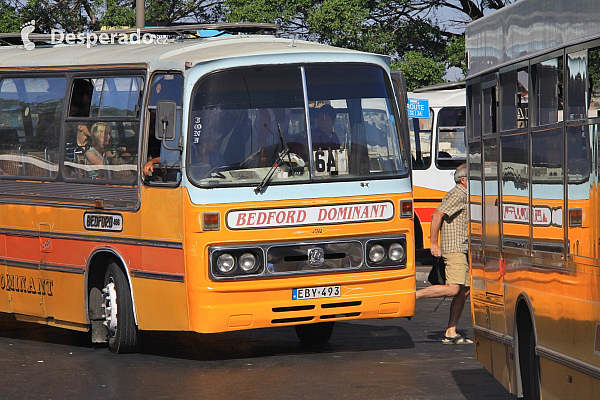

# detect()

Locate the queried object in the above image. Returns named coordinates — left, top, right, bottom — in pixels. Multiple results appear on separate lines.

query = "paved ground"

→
left=0, top=266, right=517, bottom=400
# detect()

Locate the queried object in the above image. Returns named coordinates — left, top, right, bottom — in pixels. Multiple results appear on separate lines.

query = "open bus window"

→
left=0, top=76, right=66, bottom=179
left=63, top=76, right=143, bottom=183
left=436, top=107, right=467, bottom=169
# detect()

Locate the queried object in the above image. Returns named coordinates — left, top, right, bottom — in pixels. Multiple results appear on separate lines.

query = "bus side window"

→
left=0, top=76, right=66, bottom=179
left=144, top=73, right=183, bottom=184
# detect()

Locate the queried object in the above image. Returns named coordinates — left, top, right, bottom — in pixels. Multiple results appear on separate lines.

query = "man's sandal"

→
left=442, top=335, right=473, bottom=345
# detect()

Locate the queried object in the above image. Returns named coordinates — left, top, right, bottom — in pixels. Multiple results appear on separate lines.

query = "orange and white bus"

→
left=466, top=1, right=600, bottom=398
left=0, top=24, right=415, bottom=353
left=407, top=83, right=466, bottom=252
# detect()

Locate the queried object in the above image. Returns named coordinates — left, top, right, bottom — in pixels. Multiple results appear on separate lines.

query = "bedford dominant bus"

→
left=466, top=1, right=600, bottom=398
left=0, top=24, right=414, bottom=353
left=407, top=82, right=466, bottom=253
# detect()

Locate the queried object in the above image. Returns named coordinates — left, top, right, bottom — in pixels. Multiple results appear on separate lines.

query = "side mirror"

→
left=155, top=100, right=177, bottom=141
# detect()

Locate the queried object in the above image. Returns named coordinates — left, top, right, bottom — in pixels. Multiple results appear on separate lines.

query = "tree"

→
left=0, top=1, right=225, bottom=34
left=392, top=50, right=445, bottom=91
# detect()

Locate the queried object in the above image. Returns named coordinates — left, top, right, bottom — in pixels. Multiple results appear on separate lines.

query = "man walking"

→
left=416, top=163, right=472, bottom=344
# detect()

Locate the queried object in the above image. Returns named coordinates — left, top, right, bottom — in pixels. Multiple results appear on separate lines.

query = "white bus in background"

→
left=408, top=82, right=466, bottom=253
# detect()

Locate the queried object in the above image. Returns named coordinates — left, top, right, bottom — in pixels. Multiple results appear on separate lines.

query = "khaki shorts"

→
left=443, top=252, right=470, bottom=287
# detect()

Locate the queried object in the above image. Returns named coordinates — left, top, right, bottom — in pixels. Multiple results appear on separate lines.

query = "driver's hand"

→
left=142, top=160, right=155, bottom=176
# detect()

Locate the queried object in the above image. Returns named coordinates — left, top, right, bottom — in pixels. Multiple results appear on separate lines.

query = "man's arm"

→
left=430, top=209, right=445, bottom=257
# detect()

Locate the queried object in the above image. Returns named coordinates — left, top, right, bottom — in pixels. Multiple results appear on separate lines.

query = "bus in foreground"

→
left=466, top=0, right=600, bottom=398
left=407, top=82, right=466, bottom=253
left=0, top=24, right=415, bottom=353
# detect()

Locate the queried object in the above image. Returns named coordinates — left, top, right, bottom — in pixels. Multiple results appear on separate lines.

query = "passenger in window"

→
left=311, top=104, right=340, bottom=150
left=85, top=122, right=112, bottom=179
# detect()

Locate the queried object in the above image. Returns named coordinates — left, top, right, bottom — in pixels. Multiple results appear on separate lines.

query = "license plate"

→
left=292, top=285, right=341, bottom=300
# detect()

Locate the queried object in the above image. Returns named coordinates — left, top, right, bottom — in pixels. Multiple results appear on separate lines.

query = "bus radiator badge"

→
left=308, top=247, right=325, bottom=267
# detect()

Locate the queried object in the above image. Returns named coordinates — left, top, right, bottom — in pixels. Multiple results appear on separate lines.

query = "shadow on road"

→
left=0, top=312, right=414, bottom=361
left=452, top=368, right=518, bottom=400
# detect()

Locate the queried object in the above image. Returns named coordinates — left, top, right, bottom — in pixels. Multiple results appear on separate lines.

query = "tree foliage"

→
left=0, top=0, right=513, bottom=89
left=392, top=50, right=445, bottom=91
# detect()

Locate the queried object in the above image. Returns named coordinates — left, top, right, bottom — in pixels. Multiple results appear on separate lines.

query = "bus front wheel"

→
left=295, top=322, right=334, bottom=344
left=103, top=262, right=139, bottom=353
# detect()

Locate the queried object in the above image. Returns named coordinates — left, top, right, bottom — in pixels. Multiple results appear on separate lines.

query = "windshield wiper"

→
left=254, top=123, right=291, bottom=194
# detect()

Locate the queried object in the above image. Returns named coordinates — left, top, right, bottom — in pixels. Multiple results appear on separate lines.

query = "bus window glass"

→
left=188, top=66, right=310, bottom=186
left=436, top=107, right=466, bottom=169
left=188, top=65, right=407, bottom=187
left=145, top=73, right=183, bottom=182
left=517, top=68, right=529, bottom=128
left=567, top=125, right=592, bottom=257
left=501, top=133, right=529, bottom=251
left=588, top=47, right=600, bottom=118
left=409, top=110, right=433, bottom=170
left=532, top=57, right=563, bottom=126
left=64, top=76, right=142, bottom=182
left=501, top=70, right=517, bottom=131
left=468, top=82, right=482, bottom=140
left=305, top=65, right=407, bottom=180
left=0, top=76, right=66, bottom=179
left=468, top=141, right=482, bottom=248
left=483, top=85, right=497, bottom=134
left=483, top=138, right=499, bottom=249
left=567, top=50, right=587, bottom=120
left=531, top=128, right=564, bottom=253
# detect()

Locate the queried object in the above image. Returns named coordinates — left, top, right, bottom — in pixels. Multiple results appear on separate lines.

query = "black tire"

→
left=520, top=329, right=541, bottom=400
left=103, top=262, right=138, bottom=353
left=295, top=322, right=334, bottom=344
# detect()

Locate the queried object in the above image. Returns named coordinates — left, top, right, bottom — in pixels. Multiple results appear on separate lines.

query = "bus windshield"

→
left=187, top=64, right=407, bottom=187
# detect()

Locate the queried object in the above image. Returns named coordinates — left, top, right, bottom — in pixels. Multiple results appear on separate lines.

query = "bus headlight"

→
left=369, top=244, right=385, bottom=263
left=239, top=253, right=257, bottom=272
left=388, top=243, right=405, bottom=262
left=217, top=253, right=235, bottom=273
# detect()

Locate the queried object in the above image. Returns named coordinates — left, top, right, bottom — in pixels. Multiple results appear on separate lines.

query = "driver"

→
left=190, top=136, right=225, bottom=168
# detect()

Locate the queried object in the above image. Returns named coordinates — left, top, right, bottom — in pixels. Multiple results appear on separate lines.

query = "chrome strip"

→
left=0, top=227, right=183, bottom=249
left=4, top=259, right=39, bottom=270
left=536, top=346, right=600, bottom=380
left=40, top=263, right=84, bottom=274
left=473, top=326, right=514, bottom=347
left=301, top=66, right=315, bottom=179
left=129, top=270, right=185, bottom=282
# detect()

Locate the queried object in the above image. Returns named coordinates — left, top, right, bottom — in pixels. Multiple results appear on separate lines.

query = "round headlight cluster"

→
left=215, top=251, right=260, bottom=276
left=368, top=242, right=405, bottom=265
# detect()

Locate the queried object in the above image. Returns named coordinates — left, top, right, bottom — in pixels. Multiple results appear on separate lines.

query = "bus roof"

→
left=407, top=87, right=465, bottom=108
left=465, top=0, right=600, bottom=78
left=0, top=33, right=372, bottom=72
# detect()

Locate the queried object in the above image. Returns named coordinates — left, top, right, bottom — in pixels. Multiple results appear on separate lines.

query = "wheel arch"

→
left=84, top=248, right=139, bottom=326
left=513, top=292, right=538, bottom=398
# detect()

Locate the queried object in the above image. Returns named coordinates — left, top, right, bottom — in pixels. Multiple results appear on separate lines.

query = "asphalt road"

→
left=0, top=272, right=517, bottom=400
